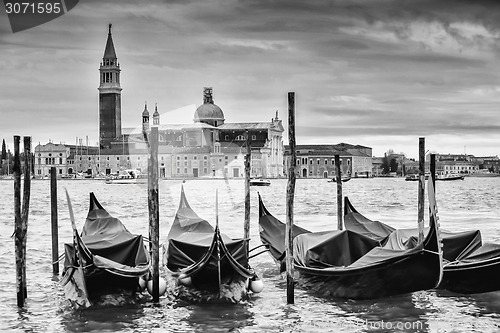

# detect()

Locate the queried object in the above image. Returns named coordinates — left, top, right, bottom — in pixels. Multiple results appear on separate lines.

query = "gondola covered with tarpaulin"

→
left=344, top=195, right=500, bottom=294
left=163, top=186, right=258, bottom=301
left=258, top=181, right=443, bottom=299
left=61, top=192, right=150, bottom=308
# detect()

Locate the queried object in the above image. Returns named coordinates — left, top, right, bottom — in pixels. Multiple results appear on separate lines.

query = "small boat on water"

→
left=61, top=192, right=150, bottom=308
left=105, top=169, right=148, bottom=184
left=405, top=174, right=419, bottom=181
left=344, top=196, right=500, bottom=294
left=405, top=174, right=430, bottom=181
left=258, top=182, right=443, bottom=299
left=250, top=178, right=271, bottom=186
left=163, top=186, right=260, bottom=301
left=435, top=173, right=464, bottom=181
left=327, top=175, right=351, bottom=183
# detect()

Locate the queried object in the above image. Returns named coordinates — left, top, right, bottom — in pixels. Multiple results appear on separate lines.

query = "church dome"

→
left=193, top=87, right=225, bottom=126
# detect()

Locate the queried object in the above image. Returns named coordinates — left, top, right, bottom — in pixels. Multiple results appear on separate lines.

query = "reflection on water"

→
left=1, top=178, right=500, bottom=332
left=182, top=302, right=255, bottom=333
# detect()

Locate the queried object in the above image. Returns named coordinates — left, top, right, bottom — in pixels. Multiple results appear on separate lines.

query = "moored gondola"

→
left=344, top=196, right=500, bottom=294
left=258, top=181, right=443, bottom=299
left=61, top=192, right=151, bottom=308
left=163, top=186, right=259, bottom=302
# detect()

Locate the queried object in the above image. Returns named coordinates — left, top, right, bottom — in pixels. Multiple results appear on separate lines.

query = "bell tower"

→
left=98, top=23, right=122, bottom=149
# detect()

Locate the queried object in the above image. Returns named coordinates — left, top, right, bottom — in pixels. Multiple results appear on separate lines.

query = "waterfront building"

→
left=284, top=143, right=373, bottom=178
left=35, top=26, right=284, bottom=179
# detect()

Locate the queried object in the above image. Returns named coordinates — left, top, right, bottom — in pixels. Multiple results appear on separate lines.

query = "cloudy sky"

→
left=1, top=0, right=500, bottom=158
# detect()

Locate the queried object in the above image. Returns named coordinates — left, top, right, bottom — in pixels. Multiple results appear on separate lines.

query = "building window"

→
left=176, top=161, right=180, bottom=167
left=297, top=159, right=300, bottom=165
left=117, top=157, right=120, bottom=160
left=184, top=161, right=187, bottom=166
left=184, top=168, right=187, bottom=173
left=325, top=159, right=328, bottom=165
left=310, top=159, right=313, bottom=165
left=317, top=159, right=320, bottom=164
left=193, top=156, right=197, bottom=160
left=204, top=156, right=208, bottom=160
left=204, top=168, right=207, bottom=173
left=59, top=158, right=63, bottom=164
left=184, top=156, right=188, bottom=160
left=252, top=135, right=256, bottom=140
left=225, top=156, right=228, bottom=160
left=234, top=156, right=237, bottom=159
left=235, top=135, right=245, bottom=141
left=347, top=160, right=350, bottom=165
left=225, top=135, right=229, bottom=140
left=176, top=168, right=180, bottom=174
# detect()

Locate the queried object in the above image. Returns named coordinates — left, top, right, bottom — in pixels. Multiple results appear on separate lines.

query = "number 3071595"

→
left=5, top=2, right=62, bottom=14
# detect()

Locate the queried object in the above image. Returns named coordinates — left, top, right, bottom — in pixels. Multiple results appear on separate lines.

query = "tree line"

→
left=1, top=138, right=34, bottom=176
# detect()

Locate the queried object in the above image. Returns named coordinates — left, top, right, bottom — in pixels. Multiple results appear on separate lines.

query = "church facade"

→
left=34, top=25, right=284, bottom=179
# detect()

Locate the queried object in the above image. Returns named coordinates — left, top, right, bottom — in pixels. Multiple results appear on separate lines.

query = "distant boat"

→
left=105, top=169, right=147, bottom=184
left=469, top=170, right=500, bottom=177
left=405, top=174, right=419, bottom=181
left=327, top=175, right=351, bottom=183
left=435, top=174, right=464, bottom=181
left=250, top=178, right=271, bottom=186
left=405, top=174, right=430, bottom=181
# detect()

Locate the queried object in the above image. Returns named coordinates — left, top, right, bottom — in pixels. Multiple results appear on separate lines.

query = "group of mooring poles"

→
left=13, top=136, right=32, bottom=308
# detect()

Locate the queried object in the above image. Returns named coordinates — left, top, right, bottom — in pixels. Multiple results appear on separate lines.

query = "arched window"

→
left=235, top=135, right=245, bottom=141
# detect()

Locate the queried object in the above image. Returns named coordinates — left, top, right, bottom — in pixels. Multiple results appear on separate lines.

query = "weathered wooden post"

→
left=14, top=136, right=31, bottom=307
left=285, top=92, right=296, bottom=304
left=334, top=155, right=343, bottom=230
left=21, top=136, right=31, bottom=299
left=430, top=154, right=436, bottom=191
left=51, top=166, right=59, bottom=275
left=244, top=130, right=251, bottom=240
left=13, top=136, right=24, bottom=307
left=418, top=137, right=425, bottom=243
left=148, top=126, right=160, bottom=302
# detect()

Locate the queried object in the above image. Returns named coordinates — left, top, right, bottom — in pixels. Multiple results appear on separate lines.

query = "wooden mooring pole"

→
left=50, top=166, right=59, bottom=275
left=14, top=136, right=31, bottom=307
left=285, top=92, right=296, bottom=304
left=334, top=155, right=343, bottom=230
left=244, top=130, right=251, bottom=240
left=418, top=137, right=425, bottom=243
left=430, top=154, right=436, bottom=191
left=148, top=126, right=160, bottom=302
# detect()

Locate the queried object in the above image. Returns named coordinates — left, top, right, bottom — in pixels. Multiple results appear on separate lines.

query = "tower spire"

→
left=103, top=23, right=117, bottom=59
left=99, top=24, right=122, bottom=149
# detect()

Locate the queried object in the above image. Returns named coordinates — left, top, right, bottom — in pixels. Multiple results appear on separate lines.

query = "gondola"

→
left=61, top=192, right=150, bottom=308
left=327, top=175, right=351, bottom=183
left=344, top=196, right=500, bottom=294
left=163, top=186, right=259, bottom=301
left=258, top=181, right=443, bottom=299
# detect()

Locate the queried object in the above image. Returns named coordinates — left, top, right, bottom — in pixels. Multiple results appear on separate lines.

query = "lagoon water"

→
left=1, top=177, right=500, bottom=332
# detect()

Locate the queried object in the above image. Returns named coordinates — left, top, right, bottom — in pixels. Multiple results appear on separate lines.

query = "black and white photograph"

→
left=1, top=1, right=500, bottom=332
